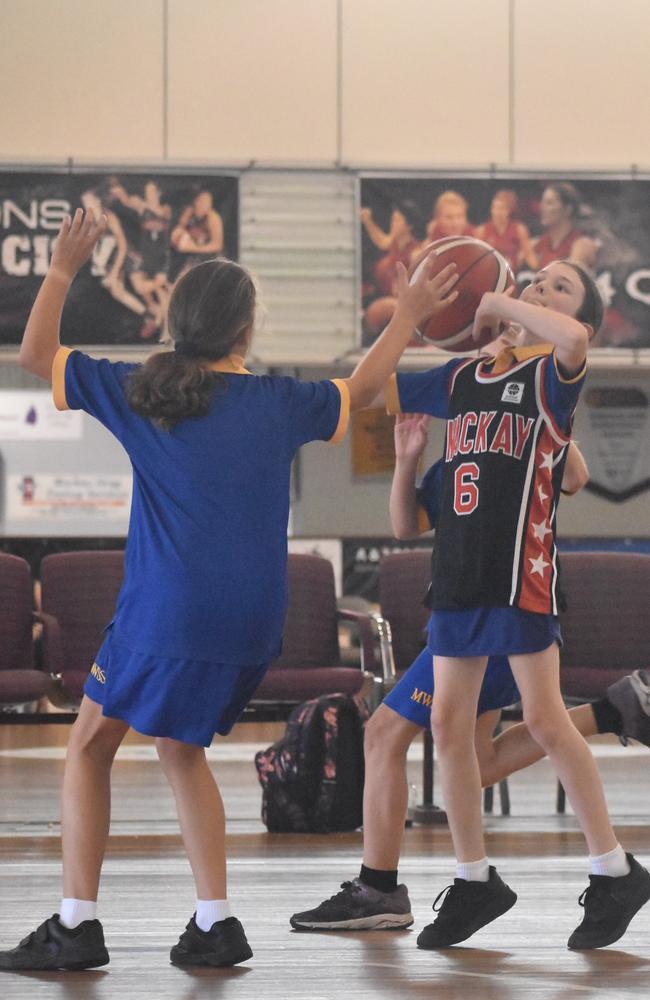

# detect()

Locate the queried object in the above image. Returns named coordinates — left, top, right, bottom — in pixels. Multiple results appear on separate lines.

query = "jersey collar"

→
left=488, top=343, right=553, bottom=375
left=205, top=354, right=251, bottom=375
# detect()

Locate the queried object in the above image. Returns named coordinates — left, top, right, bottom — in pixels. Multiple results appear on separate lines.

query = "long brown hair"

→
left=126, top=259, right=255, bottom=431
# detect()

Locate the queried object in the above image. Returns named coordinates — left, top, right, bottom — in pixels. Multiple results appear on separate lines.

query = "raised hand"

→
left=394, top=412, right=430, bottom=461
left=395, top=259, right=459, bottom=328
left=50, top=208, right=108, bottom=283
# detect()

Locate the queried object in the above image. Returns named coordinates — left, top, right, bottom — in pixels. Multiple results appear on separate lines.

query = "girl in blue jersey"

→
left=0, top=208, right=459, bottom=973
left=385, top=262, right=650, bottom=951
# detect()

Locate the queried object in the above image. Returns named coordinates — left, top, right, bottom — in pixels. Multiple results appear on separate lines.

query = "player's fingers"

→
left=69, top=207, right=84, bottom=234
left=437, top=272, right=460, bottom=298
left=504, top=285, right=515, bottom=297
left=437, top=289, right=459, bottom=309
left=395, top=261, right=408, bottom=294
left=58, top=213, right=72, bottom=238
left=429, top=262, right=457, bottom=286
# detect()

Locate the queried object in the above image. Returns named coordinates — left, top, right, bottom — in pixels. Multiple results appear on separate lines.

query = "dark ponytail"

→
left=126, top=259, right=256, bottom=431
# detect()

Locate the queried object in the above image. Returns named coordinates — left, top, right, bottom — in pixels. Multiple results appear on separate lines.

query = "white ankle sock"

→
left=589, top=844, right=631, bottom=877
left=59, top=898, right=97, bottom=929
left=456, top=857, right=490, bottom=882
left=195, top=899, right=232, bottom=931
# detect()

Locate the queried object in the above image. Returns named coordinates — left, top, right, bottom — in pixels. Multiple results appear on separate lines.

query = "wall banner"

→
left=6, top=473, right=133, bottom=522
left=0, top=171, right=238, bottom=347
left=359, top=175, right=650, bottom=351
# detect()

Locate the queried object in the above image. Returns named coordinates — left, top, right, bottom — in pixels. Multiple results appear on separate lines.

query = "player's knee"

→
left=68, top=718, right=124, bottom=764
left=430, top=705, right=468, bottom=750
left=523, top=707, right=566, bottom=752
left=155, top=736, right=204, bottom=772
left=364, top=710, right=410, bottom=762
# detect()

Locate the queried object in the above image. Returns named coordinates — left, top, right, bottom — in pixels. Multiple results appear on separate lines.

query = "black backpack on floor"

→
left=254, top=693, right=366, bottom=833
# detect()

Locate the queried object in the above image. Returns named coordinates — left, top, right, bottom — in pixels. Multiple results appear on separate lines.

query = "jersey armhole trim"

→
left=385, top=373, right=402, bottom=415
left=52, top=347, right=74, bottom=411
left=329, top=379, right=351, bottom=443
left=553, top=351, right=587, bottom=385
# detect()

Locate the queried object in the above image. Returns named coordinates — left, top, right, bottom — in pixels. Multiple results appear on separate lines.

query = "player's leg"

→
left=0, top=696, right=127, bottom=971
left=290, top=650, right=435, bottom=931
left=508, top=647, right=650, bottom=949
left=156, top=737, right=252, bottom=966
left=418, top=656, right=517, bottom=949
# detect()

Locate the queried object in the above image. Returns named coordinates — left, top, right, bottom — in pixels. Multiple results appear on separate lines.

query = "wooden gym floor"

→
left=0, top=722, right=649, bottom=999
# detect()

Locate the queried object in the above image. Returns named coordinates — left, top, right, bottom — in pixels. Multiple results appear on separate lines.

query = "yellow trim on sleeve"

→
left=553, top=352, right=587, bottom=384
left=329, top=379, right=350, bottom=443
left=385, top=374, right=402, bottom=415
left=52, top=347, right=74, bottom=411
left=417, top=504, right=433, bottom=534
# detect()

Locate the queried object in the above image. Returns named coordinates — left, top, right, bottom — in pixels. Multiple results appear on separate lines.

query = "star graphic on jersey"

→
left=529, top=553, right=550, bottom=577
left=539, top=450, right=554, bottom=471
left=537, top=484, right=548, bottom=503
left=532, top=519, right=552, bottom=542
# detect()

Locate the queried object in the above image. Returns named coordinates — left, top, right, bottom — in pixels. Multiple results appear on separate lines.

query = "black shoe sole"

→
left=0, top=950, right=109, bottom=972
left=567, top=883, right=650, bottom=950
left=417, top=890, right=517, bottom=949
left=170, top=944, right=253, bottom=968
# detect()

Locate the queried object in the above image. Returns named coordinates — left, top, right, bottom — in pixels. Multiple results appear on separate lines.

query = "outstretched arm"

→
left=344, top=261, right=459, bottom=411
left=19, top=209, right=107, bottom=381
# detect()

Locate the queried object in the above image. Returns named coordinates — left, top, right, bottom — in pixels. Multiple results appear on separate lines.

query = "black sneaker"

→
left=290, top=879, right=413, bottom=931
left=607, top=671, right=650, bottom=748
left=0, top=915, right=109, bottom=971
left=170, top=915, right=252, bottom=967
left=417, top=868, right=517, bottom=949
left=568, top=853, right=650, bottom=949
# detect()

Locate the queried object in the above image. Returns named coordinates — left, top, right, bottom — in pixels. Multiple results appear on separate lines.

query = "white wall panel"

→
left=0, top=0, right=164, bottom=161
left=167, top=0, right=338, bottom=162
left=514, top=0, right=650, bottom=167
left=240, top=172, right=357, bottom=364
left=341, top=0, right=511, bottom=166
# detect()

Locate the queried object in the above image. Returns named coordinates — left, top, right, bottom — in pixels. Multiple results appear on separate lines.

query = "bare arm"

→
left=389, top=413, right=430, bottom=539
left=472, top=291, right=589, bottom=375
left=561, top=441, right=589, bottom=495
left=344, top=261, right=459, bottom=411
left=360, top=208, right=393, bottom=251
left=19, top=209, right=107, bottom=381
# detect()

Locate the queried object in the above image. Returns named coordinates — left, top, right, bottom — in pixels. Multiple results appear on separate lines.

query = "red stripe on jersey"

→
left=517, top=425, right=558, bottom=614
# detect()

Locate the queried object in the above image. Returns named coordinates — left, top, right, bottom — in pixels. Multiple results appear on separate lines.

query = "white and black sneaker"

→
left=607, top=670, right=650, bottom=748
left=290, top=879, right=413, bottom=930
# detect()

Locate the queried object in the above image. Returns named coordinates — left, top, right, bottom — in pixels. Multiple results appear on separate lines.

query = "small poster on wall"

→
left=6, top=473, right=132, bottom=523
left=0, top=170, right=238, bottom=347
left=0, top=391, right=82, bottom=440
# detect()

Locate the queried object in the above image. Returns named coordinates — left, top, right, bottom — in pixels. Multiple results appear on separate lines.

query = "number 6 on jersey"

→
left=454, top=462, right=480, bottom=515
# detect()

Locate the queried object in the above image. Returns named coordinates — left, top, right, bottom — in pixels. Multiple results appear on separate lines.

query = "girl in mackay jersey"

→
left=384, top=260, right=650, bottom=951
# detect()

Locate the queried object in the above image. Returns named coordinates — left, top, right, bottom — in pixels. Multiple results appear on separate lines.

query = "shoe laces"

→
left=432, top=884, right=455, bottom=912
left=328, top=880, right=363, bottom=904
left=578, top=879, right=616, bottom=919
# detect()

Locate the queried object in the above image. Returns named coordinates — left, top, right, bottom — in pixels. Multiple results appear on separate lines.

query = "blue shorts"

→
left=427, top=606, right=562, bottom=657
left=85, top=628, right=269, bottom=746
left=383, top=648, right=520, bottom=729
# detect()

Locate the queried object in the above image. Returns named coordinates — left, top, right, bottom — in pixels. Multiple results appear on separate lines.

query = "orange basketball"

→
left=409, top=236, right=514, bottom=352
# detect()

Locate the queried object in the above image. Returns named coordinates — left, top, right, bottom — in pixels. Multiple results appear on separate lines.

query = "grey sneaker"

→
left=607, top=671, right=650, bottom=748
left=290, top=879, right=413, bottom=930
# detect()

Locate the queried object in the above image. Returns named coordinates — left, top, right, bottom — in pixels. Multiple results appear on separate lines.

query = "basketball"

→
left=409, top=236, right=514, bottom=352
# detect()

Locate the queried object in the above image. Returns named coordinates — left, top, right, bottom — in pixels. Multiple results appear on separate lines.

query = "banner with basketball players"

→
left=359, top=175, right=650, bottom=351
left=0, top=171, right=238, bottom=346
